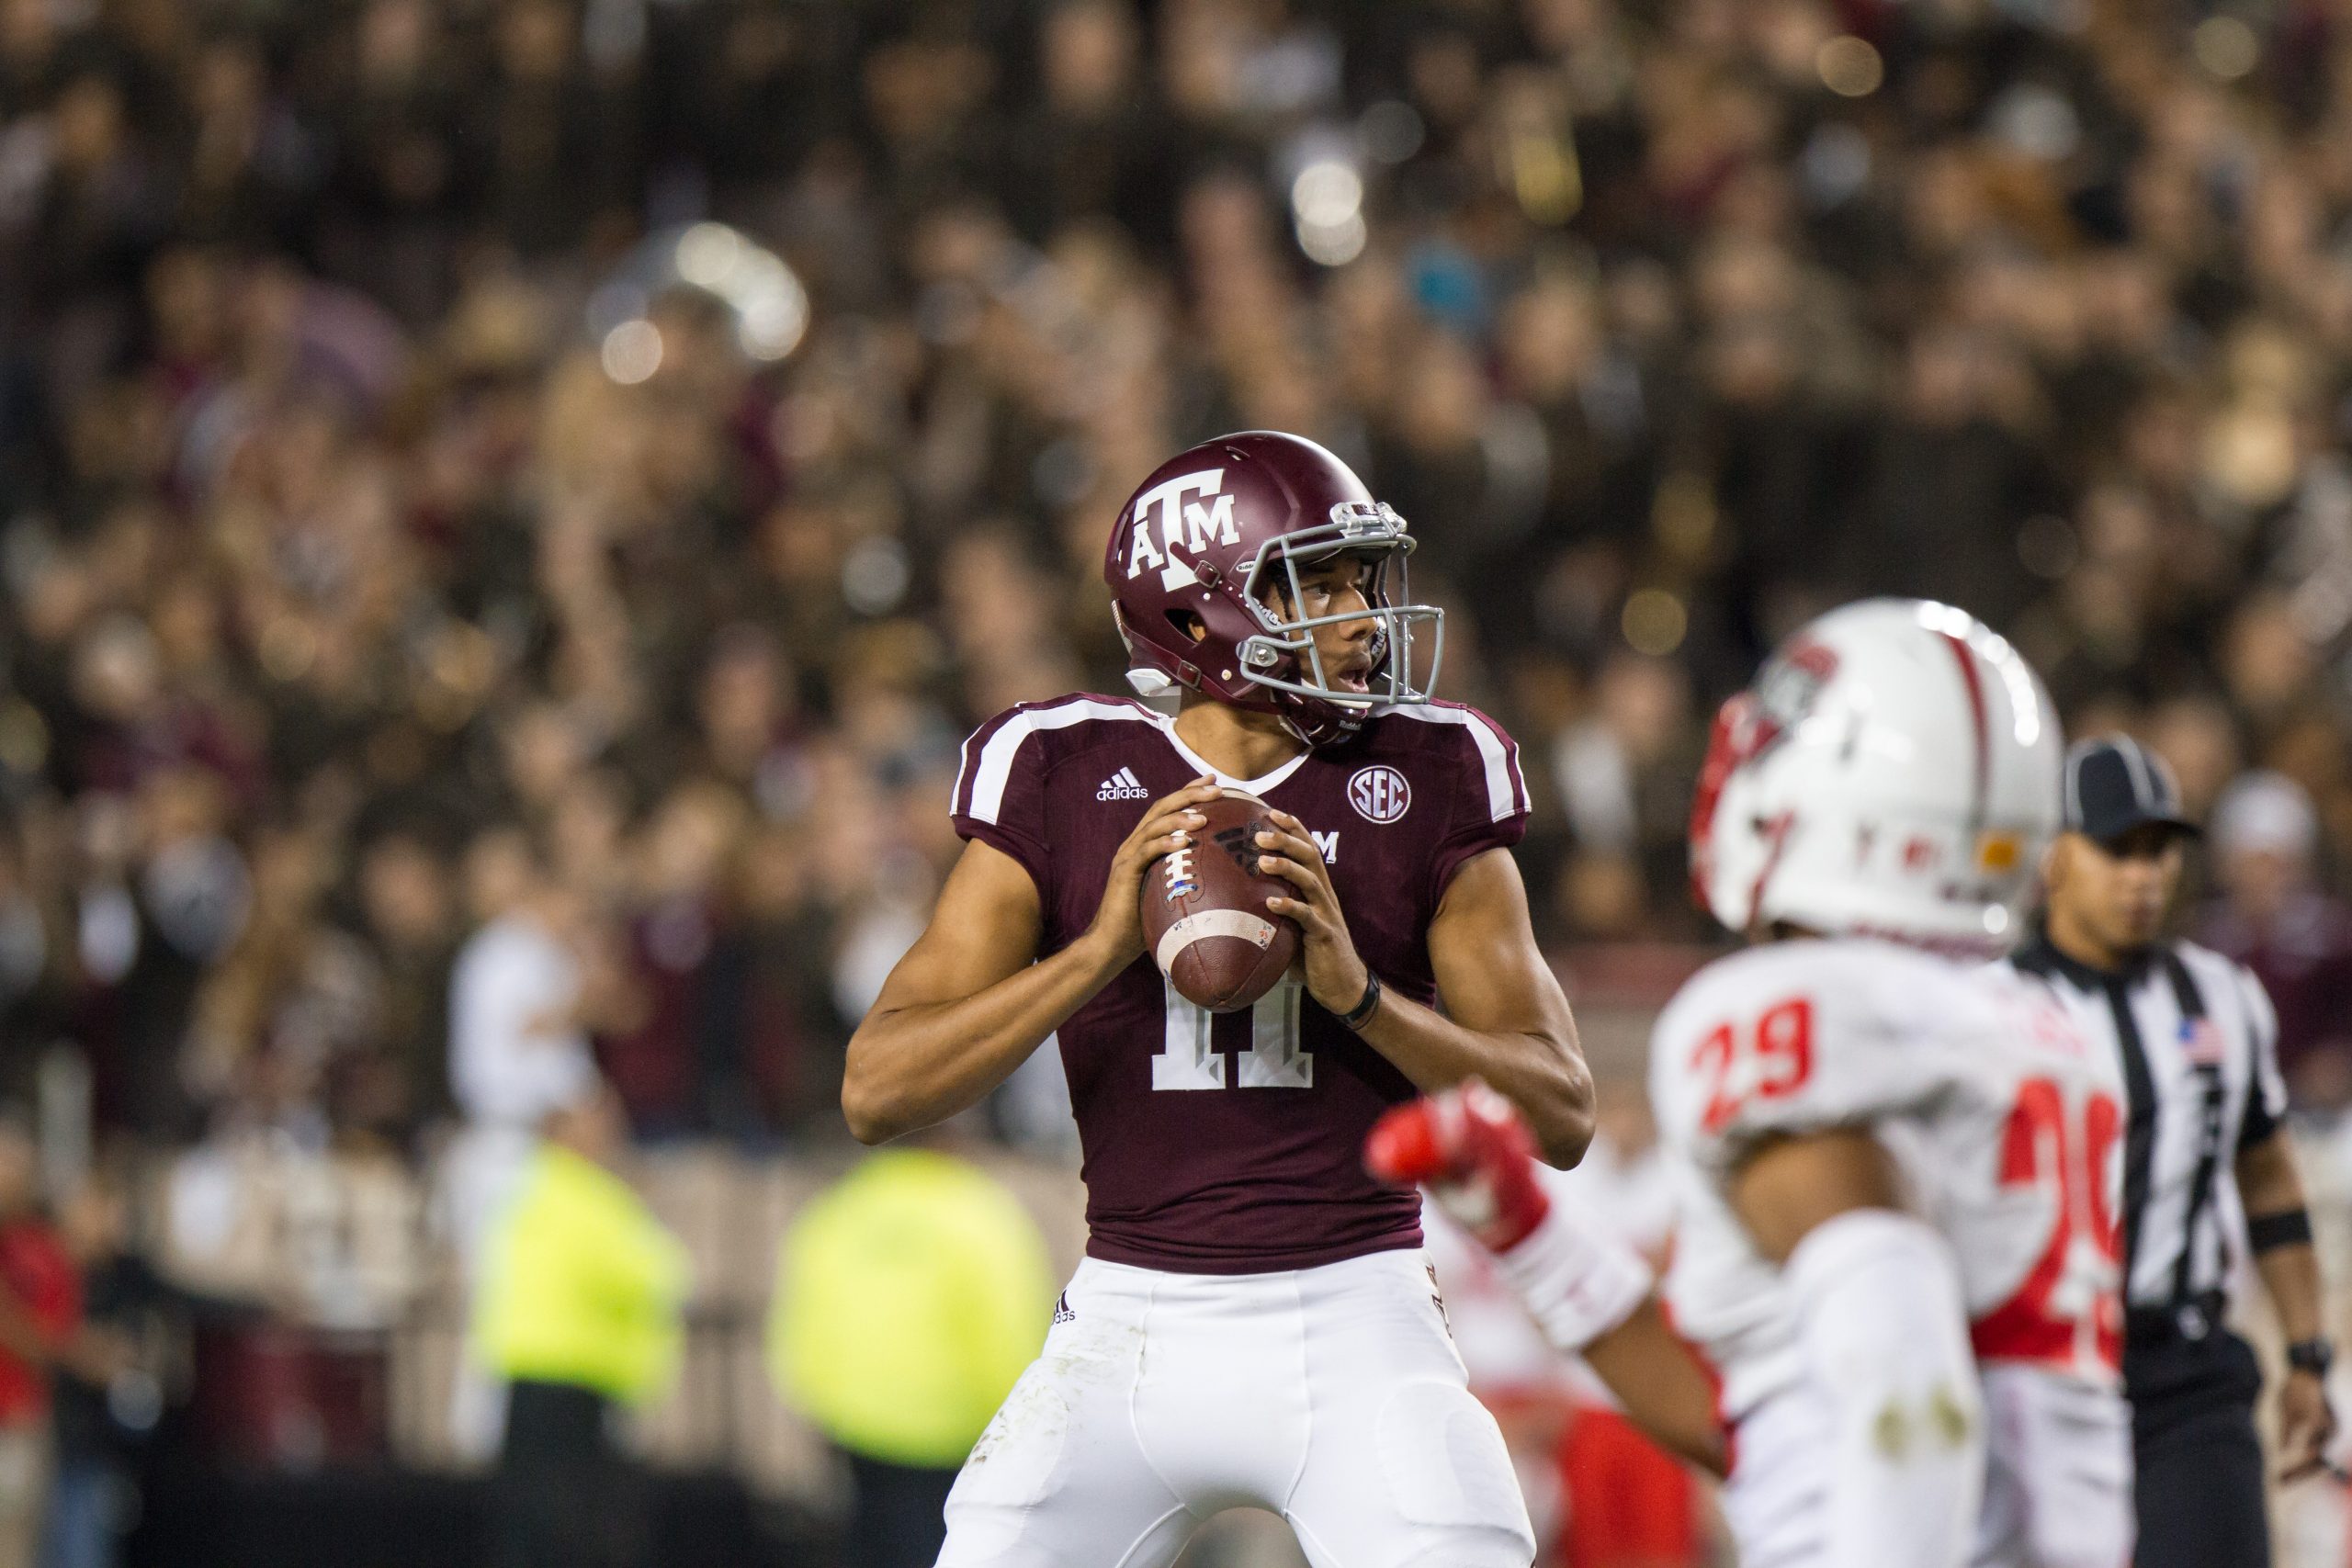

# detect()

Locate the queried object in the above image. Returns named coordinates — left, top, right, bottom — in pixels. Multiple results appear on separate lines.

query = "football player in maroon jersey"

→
left=842, top=431, right=1592, bottom=1566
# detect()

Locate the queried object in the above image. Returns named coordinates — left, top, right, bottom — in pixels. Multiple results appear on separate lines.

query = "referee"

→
left=2008, top=737, right=2335, bottom=1568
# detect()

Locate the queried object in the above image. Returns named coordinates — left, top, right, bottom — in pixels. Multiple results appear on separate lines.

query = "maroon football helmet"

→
left=1102, top=432, right=1444, bottom=747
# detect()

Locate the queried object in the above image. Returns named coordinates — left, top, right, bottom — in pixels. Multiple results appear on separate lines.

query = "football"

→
left=1140, top=792, right=1301, bottom=1012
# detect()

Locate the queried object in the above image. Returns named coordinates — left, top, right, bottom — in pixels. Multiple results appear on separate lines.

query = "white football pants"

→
left=1720, top=1362, right=2133, bottom=1568
left=1974, top=1364, right=2134, bottom=1568
left=936, top=1247, right=1536, bottom=1568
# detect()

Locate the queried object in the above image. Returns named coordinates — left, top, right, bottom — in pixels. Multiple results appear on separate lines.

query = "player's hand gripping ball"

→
left=1141, top=792, right=1301, bottom=1012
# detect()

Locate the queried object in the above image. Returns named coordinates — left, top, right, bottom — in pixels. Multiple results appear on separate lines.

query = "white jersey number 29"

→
left=1152, top=976, right=1314, bottom=1090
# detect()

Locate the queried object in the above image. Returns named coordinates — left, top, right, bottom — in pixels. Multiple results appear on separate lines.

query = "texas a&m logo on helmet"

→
left=1124, top=468, right=1241, bottom=592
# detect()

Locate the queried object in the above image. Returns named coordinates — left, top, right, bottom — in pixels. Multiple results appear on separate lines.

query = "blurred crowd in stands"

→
left=0, top=0, right=2341, bottom=1555
left=0, top=0, right=2337, bottom=1156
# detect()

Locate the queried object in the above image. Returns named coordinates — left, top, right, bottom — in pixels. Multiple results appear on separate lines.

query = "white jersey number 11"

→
left=1152, top=976, right=1314, bottom=1090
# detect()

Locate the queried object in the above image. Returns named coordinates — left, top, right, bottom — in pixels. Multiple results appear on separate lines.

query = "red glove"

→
left=1364, top=1078, right=1552, bottom=1253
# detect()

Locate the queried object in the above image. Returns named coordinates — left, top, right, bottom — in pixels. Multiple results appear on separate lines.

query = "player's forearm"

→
left=1355, top=995, right=1593, bottom=1166
left=1583, top=1297, right=1730, bottom=1477
left=842, top=932, right=1126, bottom=1143
left=2239, top=1134, right=2324, bottom=1341
left=2258, top=1244, right=2325, bottom=1345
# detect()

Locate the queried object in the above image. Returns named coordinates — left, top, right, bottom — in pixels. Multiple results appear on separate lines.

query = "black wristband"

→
left=1339, top=971, right=1383, bottom=1031
left=2290, top=1337, right=2335, bottom=1378
left=2250, top=1209, right=2315, bottom=1255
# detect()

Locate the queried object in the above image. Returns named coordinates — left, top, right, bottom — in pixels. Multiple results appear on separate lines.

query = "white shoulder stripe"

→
left=963, top=699, right=1157, bottom=824
left=950, top=735, right=974, bottom=819
left=1383, top=703, right=1523, bottom=823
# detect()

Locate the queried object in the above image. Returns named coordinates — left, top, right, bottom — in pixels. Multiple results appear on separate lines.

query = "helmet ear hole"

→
left=1167, top=609, right=1209, bottom=644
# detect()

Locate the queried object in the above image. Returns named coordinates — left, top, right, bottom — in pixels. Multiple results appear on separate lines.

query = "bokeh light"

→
left=1817, top=36, right=1884, bottom=97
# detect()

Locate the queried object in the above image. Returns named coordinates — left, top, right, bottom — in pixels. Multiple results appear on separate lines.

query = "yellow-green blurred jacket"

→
left=769, top=1148, right=1053, bottom=1469
left=473, top=1144, right=690, bottom=1406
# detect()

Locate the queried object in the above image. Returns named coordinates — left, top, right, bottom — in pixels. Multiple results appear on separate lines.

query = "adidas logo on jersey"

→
left=1097, top=767, right=1150, bottom=801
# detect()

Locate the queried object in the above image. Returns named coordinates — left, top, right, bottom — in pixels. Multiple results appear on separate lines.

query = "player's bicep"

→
left=867, top=839, right=1045, bottom=1013
left=1727, top=1127, right=1906, bottom=1265
left=1427, top=847, right=1572, bottom=1040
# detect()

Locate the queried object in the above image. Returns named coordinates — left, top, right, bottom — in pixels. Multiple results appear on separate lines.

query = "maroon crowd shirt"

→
left=951, top=693, right=1531, bottom=1274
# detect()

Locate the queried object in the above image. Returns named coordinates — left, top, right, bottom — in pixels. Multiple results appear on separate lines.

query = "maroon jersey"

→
left=951, top=694, right=1530, bottom=1273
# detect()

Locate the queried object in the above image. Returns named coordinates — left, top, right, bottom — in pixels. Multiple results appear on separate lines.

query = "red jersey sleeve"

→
left=950, top=706, right=1054, bottom=890
left=1429, top=705, right=1531, bottom=903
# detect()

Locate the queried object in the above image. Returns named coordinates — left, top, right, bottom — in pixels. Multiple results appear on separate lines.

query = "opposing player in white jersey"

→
left=1374, top=599, right=2133, bottom=1568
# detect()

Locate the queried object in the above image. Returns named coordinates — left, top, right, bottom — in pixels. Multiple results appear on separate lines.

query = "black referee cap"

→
left=2064, top=736, right=2200, bottom=845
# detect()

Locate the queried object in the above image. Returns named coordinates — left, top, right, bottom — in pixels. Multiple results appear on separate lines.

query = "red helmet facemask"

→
left=1102, top=432, right=1446, bottom=748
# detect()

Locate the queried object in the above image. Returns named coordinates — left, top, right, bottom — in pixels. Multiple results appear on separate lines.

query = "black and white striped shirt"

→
left=2004, top=932, right=2290, bottom=1315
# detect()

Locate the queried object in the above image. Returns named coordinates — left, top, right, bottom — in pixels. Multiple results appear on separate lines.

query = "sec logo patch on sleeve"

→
left=1348, top=764, right=1411, bottom=823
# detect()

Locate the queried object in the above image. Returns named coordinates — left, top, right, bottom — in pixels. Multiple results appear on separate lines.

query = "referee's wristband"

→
left=1339, top=971, right=1383, bottom=1031
left=2249, top=1209, right=2315, bottom=1255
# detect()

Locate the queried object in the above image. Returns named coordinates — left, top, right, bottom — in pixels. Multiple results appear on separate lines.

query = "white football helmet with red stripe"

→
left=1689, top=598, right=2063, bottom=953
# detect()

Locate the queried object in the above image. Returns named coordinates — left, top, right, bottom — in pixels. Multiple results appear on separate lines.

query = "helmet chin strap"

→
left=1268, top=682, right=1360, bottom=749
